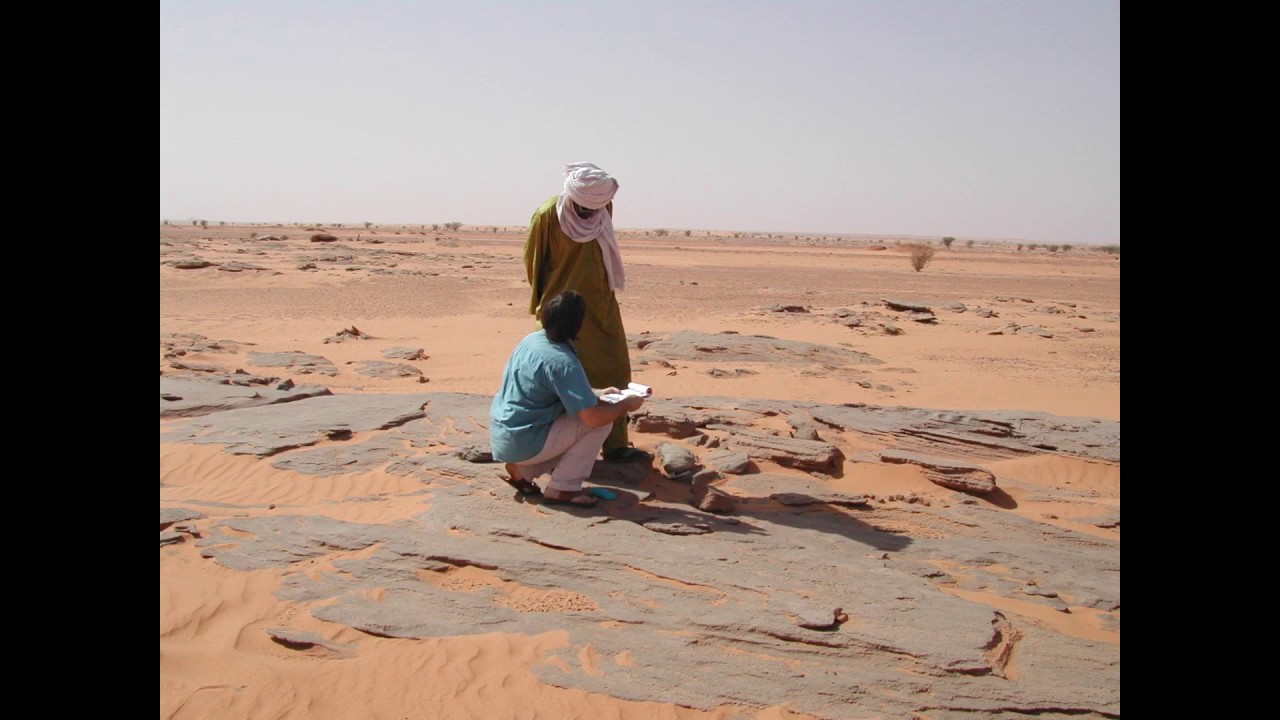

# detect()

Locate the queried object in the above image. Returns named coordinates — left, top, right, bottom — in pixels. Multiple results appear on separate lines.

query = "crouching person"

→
left=489, top=290, right=646, bottom=507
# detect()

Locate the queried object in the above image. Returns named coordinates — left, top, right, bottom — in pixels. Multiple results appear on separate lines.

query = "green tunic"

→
left=524, top=195, right=632, bottom=451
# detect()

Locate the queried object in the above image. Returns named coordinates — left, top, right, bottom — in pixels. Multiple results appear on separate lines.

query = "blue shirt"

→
left=489, top=331, right=598, bottom=463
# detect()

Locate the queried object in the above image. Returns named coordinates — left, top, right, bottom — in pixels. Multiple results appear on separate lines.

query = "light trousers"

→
left=515, top=413, right=611, bottom=493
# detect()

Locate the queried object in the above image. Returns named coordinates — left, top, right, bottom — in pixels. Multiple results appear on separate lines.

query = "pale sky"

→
left=160, top=1, right=1119, bottom=246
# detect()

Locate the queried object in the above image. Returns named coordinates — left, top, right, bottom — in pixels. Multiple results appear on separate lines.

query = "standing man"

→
left=524, top=162, right=651, bottom=464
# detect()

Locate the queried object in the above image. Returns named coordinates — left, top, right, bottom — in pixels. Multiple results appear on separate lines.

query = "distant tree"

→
left=444, top=222, right=463, bottom=231
left=1047, top=244, right=1060, bottom=253
left=200, top=220, right=208, bottom=229
left=1028, top=243, right=1038, bottom=250
left=654, top=229, right=669, bottom=237
left=941, top=236, right=955, bottom=249
left=1062, top=244, right=1073, bottom=252
left=685, top=230, right=691, bottom=237
left=965, top=239, right=974, bottom=248
left=364, top=221, right=373, bottom=229
left=1017, top=243, right=1024, bottom=251
left=908, top=244, right=935, bottom=272
left=432, top=224, right=440, bottom=232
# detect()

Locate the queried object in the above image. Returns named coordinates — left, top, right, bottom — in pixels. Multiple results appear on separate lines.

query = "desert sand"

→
left=160, top=222, right=1119, bottom=719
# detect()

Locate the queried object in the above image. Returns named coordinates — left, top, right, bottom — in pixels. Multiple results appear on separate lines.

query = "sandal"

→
left=603, top=447, right=654, bottom=464
left=541, top=489, right=598, bottom=507
left=501, top=464, right=542, bottom=496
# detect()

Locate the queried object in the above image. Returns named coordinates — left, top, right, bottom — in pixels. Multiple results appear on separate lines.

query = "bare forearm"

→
left=579, top=396, right=642, bottom=428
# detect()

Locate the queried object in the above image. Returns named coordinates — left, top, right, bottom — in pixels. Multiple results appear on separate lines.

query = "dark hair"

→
left=543, top=290, right=587, bottom=343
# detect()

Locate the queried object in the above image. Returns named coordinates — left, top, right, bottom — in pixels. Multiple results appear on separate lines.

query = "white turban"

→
left=556, top=162, right=626, bottom=291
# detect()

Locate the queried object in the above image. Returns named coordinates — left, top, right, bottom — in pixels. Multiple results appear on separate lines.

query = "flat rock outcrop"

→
left=162, top=382, right=1120, bottom=719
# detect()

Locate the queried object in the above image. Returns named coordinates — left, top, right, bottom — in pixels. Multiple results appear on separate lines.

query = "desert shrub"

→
left=1062, top=244, right=1072, bottom=252
left=1017, top=243, right=1024, bottom=251
left=965, top=239, right=974, bottom=248
left=654, top=229, right=669, bottom=237
left=444, top=222, right=463, bottom=231
left=364, top=221, right=373, bottom=229
left=908, top=244, right=935, bottom=271
left=942, top=236, right=955, bottom=249
left=1099, top=244, right=1120, bottom=255
left=1047, top=244, right=1060, bottom=252
left=1028, top=243, right=1038, bottom=250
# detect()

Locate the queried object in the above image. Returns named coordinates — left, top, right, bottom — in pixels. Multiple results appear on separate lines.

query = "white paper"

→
left=600, top=382, right=652, bottom=404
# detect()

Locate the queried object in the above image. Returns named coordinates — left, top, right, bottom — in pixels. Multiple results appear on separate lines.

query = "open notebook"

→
left=600, top=382, right=652, bottom=404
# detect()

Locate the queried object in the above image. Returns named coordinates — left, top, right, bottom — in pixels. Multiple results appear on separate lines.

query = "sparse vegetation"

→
left=965, top=239, right=974, bottom=249
left=1062, top=244, right=1072, bottom=252
left=942, top=237, right=955, bottom=249
left=907, top=244, right=935, bottom=272
left=364, top=222, right=373, bottom=229
left=654, top=229, right=669, bottom=237
left=1099, top=244, right=1120, bottom=255
left=444, top=222, right=463, bottom=232
left=1047, top=244, right=1060, bottom=253
left=685, top=230, right=692, bottom=237
left=1028, top=243, right=1038, bottom=250
left=1017, top=243, right=1024, bottom=251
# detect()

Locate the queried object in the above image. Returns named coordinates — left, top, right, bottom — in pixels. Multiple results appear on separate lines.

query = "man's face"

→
left=571, top=201, right=598, bottom=220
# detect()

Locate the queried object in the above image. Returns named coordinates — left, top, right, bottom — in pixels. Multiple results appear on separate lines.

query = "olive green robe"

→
left=524, top=195, right=632, bottom=452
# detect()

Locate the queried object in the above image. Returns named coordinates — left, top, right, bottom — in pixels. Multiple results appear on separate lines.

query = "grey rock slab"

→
left=160, top=376, right=333, bottom=419
left=878, top=449, right=999, bottom=494
left=160, top=507, right=206, bottom=529
left=882, top=298, right=933, bottom=312
left=163, top=393, right=431, bottom=456
left=270, top=435, right=408, bottom=476
left=218, top=261, right=267, bottom=272
left=166, top=258, right=215, bottom=269
left=249, top=351, right=339, bottom=376
left=631, top=330, right=881, bottom=367
left=710, top=426, right=844, bottom=471
left=166, top=390, right=1119, bottom=717
left=160, top=333, right=250, bottom=355
left=355, top=361, right=423, bottom=379
left=393, top=393, right=492, bottom=450
left=192, top=478, right=1118, bottom=718
left=382, top=347, right=427, bottom=360
left=167, top=359, right=222, bottom=373
left=705, top=449, right=752, bottom=474
left=160, top=530, right=184, bottom=546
